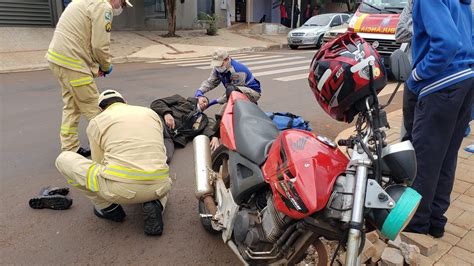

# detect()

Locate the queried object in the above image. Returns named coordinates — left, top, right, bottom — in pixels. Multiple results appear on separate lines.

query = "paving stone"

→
left=452, top=211, right=474, bottom=230
left=388, top=235, right=402, bottom=249
left=380, top=248, right=404, bottom=266
left=440, top=232, right=461, bottom=246
left=445, top=223, right=469, bottom=238
left=453, top=180, right=472, bottom=194
left=457, top=169, right=474, bottom=184
left=458, top=195, right=474, bottom=205
left=401, top=232, right=438, bottom=256
left=452, top=200, right=474, bottom=212
left=417, top=254, right=435, bottom=266
left=367, top=231, right=380, bottom=244
left=428, top=239, right=452, bottom=262
left=451, top=192, right=461, bottom=202
left=449, top=246, right=474, bottom=264
left=399, top=242, right=420, bottom=265
left=456, top=230, right=474, bottom=253
left=445, top=206, right=464, bottom=222
left=361, top=239, right=377, bottom=263
left=465, top=186, right=474, bottom=197
left=372, top=239, right=388, bottom=263
left=435, top=254, right=471, bottom=266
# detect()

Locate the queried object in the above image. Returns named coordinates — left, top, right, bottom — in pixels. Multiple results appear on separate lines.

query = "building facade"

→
left=0, top=0, right=351, bottom=29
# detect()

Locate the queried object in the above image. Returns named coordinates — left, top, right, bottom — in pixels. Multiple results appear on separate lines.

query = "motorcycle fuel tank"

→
left=262, top=130, right=349, bottom=219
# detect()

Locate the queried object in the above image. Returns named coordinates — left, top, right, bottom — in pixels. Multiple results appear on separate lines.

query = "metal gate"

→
left=0, top=0, right=54, bottom=26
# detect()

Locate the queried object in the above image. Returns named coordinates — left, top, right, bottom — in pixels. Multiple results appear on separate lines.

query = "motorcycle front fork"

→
left=345, top=145, right=372, bottom=266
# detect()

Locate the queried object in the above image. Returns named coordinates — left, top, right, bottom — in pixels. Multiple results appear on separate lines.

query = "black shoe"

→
left=77, top=147, right=91, bottom=157
left=40, top=186, right=69, bottom=196
left=429, top=226, right=445, bottom=238
left=94, top=204, right=126, bottom=222
left=29, top=195, right=73, bottom=210
left=143, top=200, right=164, bottom=236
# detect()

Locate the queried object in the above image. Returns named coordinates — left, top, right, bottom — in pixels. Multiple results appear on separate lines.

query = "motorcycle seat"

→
left=233, top=100, right=279, bottom=165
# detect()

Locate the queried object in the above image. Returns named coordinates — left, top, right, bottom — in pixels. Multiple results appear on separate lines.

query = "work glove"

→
left=99, top=65, right=113, bottom=77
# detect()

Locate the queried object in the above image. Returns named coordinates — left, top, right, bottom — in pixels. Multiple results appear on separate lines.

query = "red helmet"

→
left=308, top=32, right=387, bottom=123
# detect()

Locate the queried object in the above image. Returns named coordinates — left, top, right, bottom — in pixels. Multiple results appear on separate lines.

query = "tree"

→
left=164, top=0, right=177, bottom=37
left=345, top=0, right=355, bottom=12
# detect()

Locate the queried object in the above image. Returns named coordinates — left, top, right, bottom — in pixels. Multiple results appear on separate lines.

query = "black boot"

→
left=143, top=200, right=164, bottom=236
left=77, top=147, right=91, bottom=157
left=40, top=186, right=69, bottom=196
left=29, top=186, right=72, bottom=210
left=29, top=195, right=73, bottom=210
left=94, top=204, right=126, bottom=222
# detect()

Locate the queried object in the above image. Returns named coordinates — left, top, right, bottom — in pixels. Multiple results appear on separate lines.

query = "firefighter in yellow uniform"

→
left=46, top=0, right=133, bottom=156
left=55, top=90, right=172, bottom=236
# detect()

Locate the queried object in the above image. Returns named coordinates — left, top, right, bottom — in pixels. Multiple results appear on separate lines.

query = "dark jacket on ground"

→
left=150, top=94, right=215, bottom=149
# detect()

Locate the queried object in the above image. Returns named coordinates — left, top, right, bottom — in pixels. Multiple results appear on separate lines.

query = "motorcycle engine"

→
left=233, top=191, right=292, bottom=255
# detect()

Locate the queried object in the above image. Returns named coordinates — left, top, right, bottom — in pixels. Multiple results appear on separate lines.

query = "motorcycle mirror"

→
left=390, top=49, right=411, bottom=82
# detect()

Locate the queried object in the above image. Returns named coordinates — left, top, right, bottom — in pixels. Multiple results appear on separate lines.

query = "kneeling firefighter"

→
left=55, top=90, right=172, bottom=236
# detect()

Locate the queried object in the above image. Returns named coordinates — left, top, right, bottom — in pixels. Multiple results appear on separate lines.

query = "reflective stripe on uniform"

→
left=104, top=165, right=169, bottom=181
left=70, top=77, right=94, bottom=87
left=87, top=163, right=100, bottom=192
left=67, top=179, right=81, bottom=187
left=47, top=49, right=84, bottom=69
left=60, top=126, right=78, bottom=135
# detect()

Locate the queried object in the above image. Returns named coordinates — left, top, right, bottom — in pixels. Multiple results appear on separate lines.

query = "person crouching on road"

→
left=55, top=90, right=172, bottom=236
left=46, top=0, right=133, bottom=157
left=195, top=49, right=262, bottom=106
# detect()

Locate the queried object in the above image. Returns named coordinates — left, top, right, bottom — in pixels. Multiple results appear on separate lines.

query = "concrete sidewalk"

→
left=336, top=109, right=474, bottom=265
left=0, top=26, right=288, bottom=74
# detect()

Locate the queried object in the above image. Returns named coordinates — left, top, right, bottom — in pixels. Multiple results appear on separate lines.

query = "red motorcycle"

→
left=193, top=33, right=421, bottom=265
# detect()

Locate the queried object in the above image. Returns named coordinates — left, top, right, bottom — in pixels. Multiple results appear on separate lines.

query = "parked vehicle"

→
left=322, top=22, right=349, bottom=45
left=347, top=0, right=408, bottom=70
left=287, top=13, right=351, bottom=50
left=193, top=36, right=420, bottom=265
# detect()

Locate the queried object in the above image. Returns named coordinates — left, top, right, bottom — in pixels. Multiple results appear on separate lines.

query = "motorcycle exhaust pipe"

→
left=193, top=135, right=214, bottom=199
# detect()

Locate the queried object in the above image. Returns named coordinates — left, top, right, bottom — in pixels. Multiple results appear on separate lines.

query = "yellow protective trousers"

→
left=49, top=62, right=101, bottom=152
left=55, top=151, right=171, bottom=209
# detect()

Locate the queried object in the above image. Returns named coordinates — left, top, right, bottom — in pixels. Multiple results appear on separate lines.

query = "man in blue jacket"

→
left=195, top=49, right=262, bottom=107
left=405, top=0, right=474, bottom=237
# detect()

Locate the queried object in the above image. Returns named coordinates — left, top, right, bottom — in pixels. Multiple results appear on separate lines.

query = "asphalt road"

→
left=0, top=48, right=402, bottom=264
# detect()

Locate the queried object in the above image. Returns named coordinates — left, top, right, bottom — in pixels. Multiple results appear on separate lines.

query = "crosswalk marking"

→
left=196, top=56, right=305, bottom=69
left=249, top=60, right=312, bottom=71
left=178, top=55, right=282, bottom=67
left=274, top=73, right=309, bottom=81
left=148, top=53, right=248, bottom=64
left=152, top=53, right=260, bottom=64
left=253, top=66, right=309, bottom=77
left=150, top=52, right=321, bottom=83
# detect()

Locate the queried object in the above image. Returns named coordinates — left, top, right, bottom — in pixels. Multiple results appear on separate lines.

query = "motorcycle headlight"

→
left=367, top=185, right=421, bottom=240
left=382, top=141, right=417, bottom=185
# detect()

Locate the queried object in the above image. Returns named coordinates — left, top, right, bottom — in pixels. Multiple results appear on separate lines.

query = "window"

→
left=342, top=14, right=350, bottom=23
left=144, top=0, right=166, bottom=19
left=331, top=15, right=342, bottom=26
left=197, top=0, right=215, bottom=16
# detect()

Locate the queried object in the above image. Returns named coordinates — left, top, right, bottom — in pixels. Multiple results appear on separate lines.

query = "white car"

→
left=287, top=13, right=351, bottom=50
